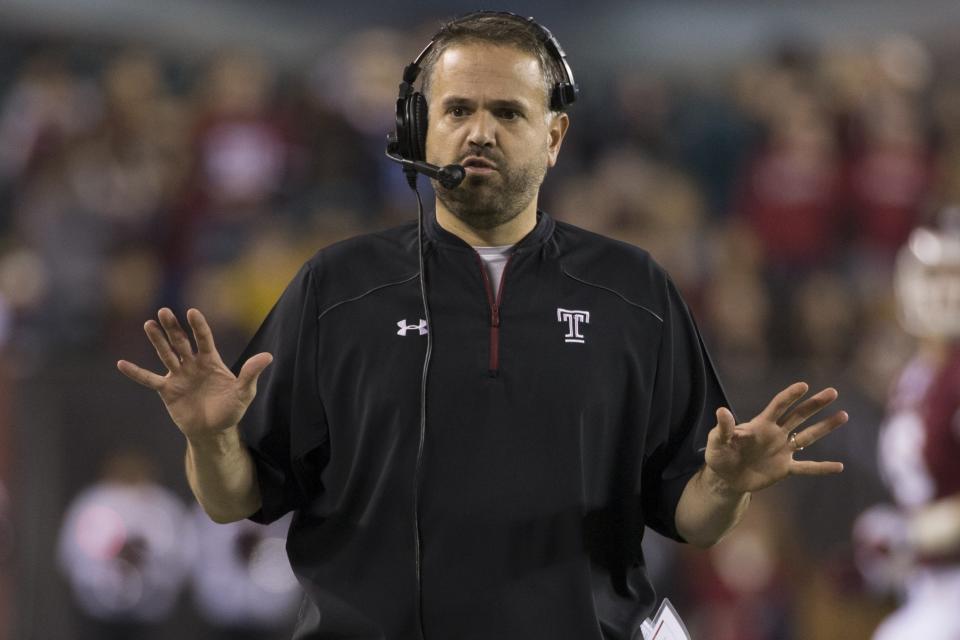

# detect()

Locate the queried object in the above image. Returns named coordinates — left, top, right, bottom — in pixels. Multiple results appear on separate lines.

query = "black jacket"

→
left=235, top=211, right=729, bottom=639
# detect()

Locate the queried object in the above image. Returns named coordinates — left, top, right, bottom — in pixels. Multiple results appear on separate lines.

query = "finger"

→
left=760, top=381, right=809, bottom=423
left=186, top=308, right=217, bottom=355
left=791, top=411, right=849, bottom=449
left=790, top=460, right=844, bottom=476
left=237, top=352, right=274, bottom=391
left=158, top=308, right=194, bottom=359
left=117, top=359, right=165, bottom=390
left=716, top=407, right=736, bottom=444
left=781, top=387, right=839, bottom=431
left=144, top=320, right=181, bottom=371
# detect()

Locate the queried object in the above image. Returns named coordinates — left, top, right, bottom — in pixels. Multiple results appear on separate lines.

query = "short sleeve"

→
left=641, top=276, right=731, bottom=542
left=232, top=260, right=330, bottom=524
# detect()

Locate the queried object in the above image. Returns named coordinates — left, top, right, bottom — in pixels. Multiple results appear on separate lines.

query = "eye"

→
left=496, top=109, right=521, bottom=120
left=448, top=106, right=469, bottom=117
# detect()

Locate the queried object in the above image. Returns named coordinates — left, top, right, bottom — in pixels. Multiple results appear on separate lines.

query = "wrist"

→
left=700, top=465, right=750, bottom=502
left=186, top=425, right=242, bottom=454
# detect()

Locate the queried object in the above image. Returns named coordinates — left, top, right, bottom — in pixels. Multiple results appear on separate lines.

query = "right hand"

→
left=117, top=308, right=273, bottom=441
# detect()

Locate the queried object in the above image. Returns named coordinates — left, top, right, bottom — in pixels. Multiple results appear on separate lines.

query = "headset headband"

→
left=401, top=11, right=578, bottom=112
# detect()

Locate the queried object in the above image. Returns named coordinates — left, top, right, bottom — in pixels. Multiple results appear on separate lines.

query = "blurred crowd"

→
left=2, top=20, right=958, bottom=640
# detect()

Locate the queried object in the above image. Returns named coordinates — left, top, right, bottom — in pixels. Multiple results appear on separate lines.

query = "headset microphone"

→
left=385, top=137, right=465, bottom=189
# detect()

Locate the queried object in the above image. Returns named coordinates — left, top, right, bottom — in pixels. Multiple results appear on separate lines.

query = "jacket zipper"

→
left=475, top=252, right=513, bottom=375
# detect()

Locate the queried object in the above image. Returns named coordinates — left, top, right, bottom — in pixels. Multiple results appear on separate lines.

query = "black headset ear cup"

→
left=394, top=91, right=428, bottom=162
left=409, top=92, right=428, bottom=162
left=400, top=92, right=423, bottom=162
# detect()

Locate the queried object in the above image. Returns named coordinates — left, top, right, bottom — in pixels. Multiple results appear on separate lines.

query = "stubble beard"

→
left=434, top=158, right=546, bottom=231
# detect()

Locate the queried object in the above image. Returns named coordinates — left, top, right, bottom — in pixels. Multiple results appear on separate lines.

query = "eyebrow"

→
left=439, top=96, right=531, bottom=112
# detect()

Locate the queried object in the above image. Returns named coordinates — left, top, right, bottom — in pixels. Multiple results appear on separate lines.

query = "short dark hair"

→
left=419, top=12, right=566, bottom=113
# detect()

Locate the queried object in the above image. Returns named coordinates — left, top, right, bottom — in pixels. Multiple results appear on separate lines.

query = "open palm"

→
left=705, top=382, right=848, bottom=494
left=117, top=308, right=272, bottom=439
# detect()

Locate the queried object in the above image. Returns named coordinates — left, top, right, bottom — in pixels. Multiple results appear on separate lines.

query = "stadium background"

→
left=3, top=0, right=960, bottom=637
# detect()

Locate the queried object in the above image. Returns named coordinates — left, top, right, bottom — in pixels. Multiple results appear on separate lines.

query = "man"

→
left=118, top=12, right=848, bottom=640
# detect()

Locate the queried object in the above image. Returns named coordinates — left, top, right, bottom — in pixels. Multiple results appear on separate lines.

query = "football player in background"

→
left=854, top=210, right=960, bottom=640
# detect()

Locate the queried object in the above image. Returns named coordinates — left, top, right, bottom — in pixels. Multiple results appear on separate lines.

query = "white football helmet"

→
left=895, top=209, right=960, bottom=338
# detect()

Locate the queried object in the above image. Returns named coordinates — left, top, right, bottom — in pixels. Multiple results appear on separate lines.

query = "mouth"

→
left=461, top=156, right=498, bottom=174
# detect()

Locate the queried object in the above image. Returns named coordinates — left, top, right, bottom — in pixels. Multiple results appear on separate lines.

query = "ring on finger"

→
left=789, top=432, right=804, bottom=452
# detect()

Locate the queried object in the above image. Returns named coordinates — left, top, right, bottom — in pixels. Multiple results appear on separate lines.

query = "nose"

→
left=466, top=110, right=496, bottom=148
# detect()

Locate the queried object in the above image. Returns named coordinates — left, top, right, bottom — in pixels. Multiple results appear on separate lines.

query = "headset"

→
left=384, top=15, right=577, bottom=639
left=385, top=10, right=579, bottom=188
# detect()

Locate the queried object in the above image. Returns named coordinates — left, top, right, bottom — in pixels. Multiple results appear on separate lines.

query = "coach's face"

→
left=425, top=42, right=569, bottom=231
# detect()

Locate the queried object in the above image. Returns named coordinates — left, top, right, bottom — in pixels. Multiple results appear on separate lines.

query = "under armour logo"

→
left=557, top=308, right=590, bottom=343
left=397, top=318, right=428, bottom=336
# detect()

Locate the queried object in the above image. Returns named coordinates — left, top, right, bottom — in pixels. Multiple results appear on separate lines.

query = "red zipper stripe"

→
left=474, top=252, right=513, bottom=375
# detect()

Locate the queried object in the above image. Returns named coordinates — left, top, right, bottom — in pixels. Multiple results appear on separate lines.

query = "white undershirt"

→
left=475, top=245, right=515, bottom=293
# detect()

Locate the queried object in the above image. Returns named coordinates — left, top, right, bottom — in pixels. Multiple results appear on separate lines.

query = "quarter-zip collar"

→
left=424, top=208, right=555, bottom=253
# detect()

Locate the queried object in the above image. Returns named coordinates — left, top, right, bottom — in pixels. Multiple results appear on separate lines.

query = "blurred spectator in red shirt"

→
left=846, top=90, right=933, bottom=259
left=168, top=51, right=290, bottom=273
left=0, top=53, right=100, bottom=190
left=735, top=91, right=845, bottom=272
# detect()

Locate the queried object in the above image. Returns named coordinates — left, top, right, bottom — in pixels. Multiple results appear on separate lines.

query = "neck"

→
left=434, top=199, right=538, bottom=247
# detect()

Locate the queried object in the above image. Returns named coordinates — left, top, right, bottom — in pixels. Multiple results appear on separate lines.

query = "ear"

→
left=546, top=112, right=570, bottom=168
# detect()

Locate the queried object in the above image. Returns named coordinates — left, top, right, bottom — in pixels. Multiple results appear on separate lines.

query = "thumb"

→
left=237, top=352, right=274, bottom=391
left=716, top=406, right=736, bottom=443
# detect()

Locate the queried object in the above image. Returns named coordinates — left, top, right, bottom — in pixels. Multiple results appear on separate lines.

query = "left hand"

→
left=705, top=382, right=848, bottom=494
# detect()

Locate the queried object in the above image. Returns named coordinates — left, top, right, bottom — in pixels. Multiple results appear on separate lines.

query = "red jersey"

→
left=879, top=347, right=960, bottom=509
